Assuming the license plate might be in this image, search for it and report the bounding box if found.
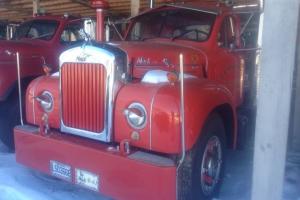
[50,160,72,181]
[75,168,99,191]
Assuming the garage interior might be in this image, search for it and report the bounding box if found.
[0,0,178,21]
[0,0,299,200]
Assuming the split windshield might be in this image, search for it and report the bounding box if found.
[13,20,59,41]
[127,8,216,42]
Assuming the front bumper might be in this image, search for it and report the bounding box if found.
[14,125,176,200]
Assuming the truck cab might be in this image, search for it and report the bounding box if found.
[0,15,87,148]
[14,2,259,200]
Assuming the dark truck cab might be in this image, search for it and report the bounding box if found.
[0,15,87,148]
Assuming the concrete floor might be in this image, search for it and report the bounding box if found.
[0,141,254,200]
[0,110,298,200]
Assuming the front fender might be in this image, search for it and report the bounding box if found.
[26,76,60,128]
[152,78,236,153]
[115,78,236,154]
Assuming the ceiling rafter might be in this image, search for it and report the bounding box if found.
[0,0,32,15]
[0,0,259,22]
[70,0,92,8]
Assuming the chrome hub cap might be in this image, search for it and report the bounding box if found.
[200,136,222,195]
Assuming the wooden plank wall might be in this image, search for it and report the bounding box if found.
[0,0,259,22]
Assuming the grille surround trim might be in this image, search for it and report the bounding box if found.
[59,45,117,142]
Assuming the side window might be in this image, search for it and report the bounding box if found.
[218,16,236,48]
[60,22,85,45]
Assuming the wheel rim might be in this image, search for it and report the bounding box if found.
[200,135,222,196]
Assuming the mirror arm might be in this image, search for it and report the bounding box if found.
[239,13,254,37]
[108,18,124,41]
[231,47,261,52]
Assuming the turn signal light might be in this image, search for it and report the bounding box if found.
[43,64,52,76]
[167,72,178,83]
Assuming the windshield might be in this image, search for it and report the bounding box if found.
[127,8,216,42]
[13,19,59,41]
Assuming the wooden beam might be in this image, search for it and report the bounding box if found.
[251,0,299,200]
[0,0,31,15]
[0,0,261,22]
[70,0,92,8]
[33,0,40,15]
[131,0,140,17]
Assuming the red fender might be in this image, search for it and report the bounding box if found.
[26,76,60,128]
[115,78,237,154]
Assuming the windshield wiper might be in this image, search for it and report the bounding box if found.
[171,29,208,41]
[30,32,53,40]
[141,36,160,41]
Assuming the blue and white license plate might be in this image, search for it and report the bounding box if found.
[50,160,72,181]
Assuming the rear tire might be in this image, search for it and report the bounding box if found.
[191,114,226,200]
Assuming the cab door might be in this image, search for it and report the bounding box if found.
[214,15,244,106]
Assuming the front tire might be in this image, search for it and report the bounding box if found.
[0,92,21,150]
[191,114,226,200]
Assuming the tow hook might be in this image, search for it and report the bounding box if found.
[39,113,50,135]
[120,139,131,155]
[106,139,131,156]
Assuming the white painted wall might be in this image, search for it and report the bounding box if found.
[251,1,299,200]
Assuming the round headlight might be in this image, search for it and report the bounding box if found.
[124,103,147,129]
[35,91,54,113]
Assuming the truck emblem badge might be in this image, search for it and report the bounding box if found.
[136,57,150,65]
[76,51,91,62]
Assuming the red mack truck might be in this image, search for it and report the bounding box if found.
[0,14,90,148]
[14,1,259,200]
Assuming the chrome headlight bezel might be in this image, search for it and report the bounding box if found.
[124,102,147,130]
[36,91,54,113]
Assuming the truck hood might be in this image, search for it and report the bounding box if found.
[110,41,207,78]
[0,40,44,59]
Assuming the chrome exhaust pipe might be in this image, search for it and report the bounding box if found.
[176,53,186,200]
[16,52,24,125]
[150,0,154,8]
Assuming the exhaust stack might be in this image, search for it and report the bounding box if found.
[150,0,154,8]
[91,0,109,42]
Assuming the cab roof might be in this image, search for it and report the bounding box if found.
[169,1,261,14]
[131,1,261,20]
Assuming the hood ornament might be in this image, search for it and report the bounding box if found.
[76,29,93,62]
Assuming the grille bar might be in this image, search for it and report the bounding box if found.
[61,63,106,133]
